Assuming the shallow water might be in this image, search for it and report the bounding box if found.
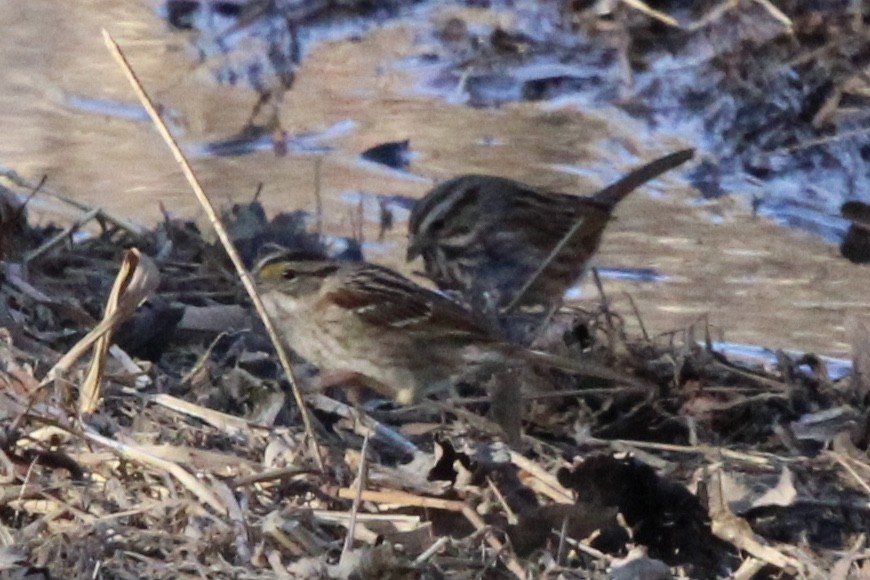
[1,1,867,359]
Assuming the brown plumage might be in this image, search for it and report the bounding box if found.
[255,255,637,404]
[407,149,694,313]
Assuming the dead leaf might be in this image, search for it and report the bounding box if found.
[39,248,159,414]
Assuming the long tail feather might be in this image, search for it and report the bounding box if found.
[592,148,695,209]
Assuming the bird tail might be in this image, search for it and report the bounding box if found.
[591,148,695,209]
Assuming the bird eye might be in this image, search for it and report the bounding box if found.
[314,265,340,277]
[282,268,297,280]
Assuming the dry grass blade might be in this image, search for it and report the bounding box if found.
[509,450,573,504]
[751,0,793,29]
[461,504,525,579]
[40,249,159,407]
[619,0,680,28]
[596,437,778,465]
[23,207,101,265]
[83,428,229,515]
[830,534,866,580]
[101,29,322,469]
[335,488,465,512]
[151,393,262,436]
[340,434,370,568]
[829,452,870,497]
[209,475,251,563]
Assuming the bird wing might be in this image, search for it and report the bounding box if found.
[326,264,491,338]
[501,191,612,254]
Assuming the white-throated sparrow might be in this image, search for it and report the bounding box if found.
[254,255,634,404]
[407,149,694,314]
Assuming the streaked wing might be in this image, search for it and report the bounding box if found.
[500,191,611,254]
[326,264,491,338]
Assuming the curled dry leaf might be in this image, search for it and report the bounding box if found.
[81,248,160,414]
[39,248,160,414]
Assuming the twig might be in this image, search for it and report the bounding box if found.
[231,467,319,487]
[461,505,525,579]
[563,534,613,563]
[509,450,573,504]
[684,0,740,32]
[618,0,680,28]
[556,514,570,566]
[596,437,782,465]
[751,0,793,29]
[23,207,102,265]
[340,433,370,567]
[335,487,465,511]
[12,175,46,222]
[829,452,870,497]
[526,303,560,345]
[623,292,650,342]
[0,167,146,236]
[309,394,420,457]
[521,386,652,400]
[486,477,518,525]
[766,125,870,155]
[84,427,228,514]
[592,267,617,354]
[102,30,323,469]
[414,536,449,565]
[313,157,323,237]
[710,360,790,392]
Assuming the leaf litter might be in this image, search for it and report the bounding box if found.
[1,165,869,579]
[2,1,870,578]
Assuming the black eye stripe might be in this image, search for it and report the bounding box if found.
[314,265,340,277]
[282,264,340,280]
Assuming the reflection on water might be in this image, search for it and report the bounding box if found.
[0,1,867,359]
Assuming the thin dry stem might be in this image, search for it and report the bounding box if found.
[101,29,323,469]
[340,433,370,566]
[592,267,618,355]
[830,452,870,497]
[751,0,793,29]
[335,487,465,512]
[0,167,146,236]
[461,504,525,579]
[313,157,323,237]
[619,0,680,28]
[23,207,102,265]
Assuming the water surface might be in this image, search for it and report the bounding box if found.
[0,1,866,359]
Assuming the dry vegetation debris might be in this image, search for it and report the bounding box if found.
[1,0,870,578]
[0,173,869,578]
